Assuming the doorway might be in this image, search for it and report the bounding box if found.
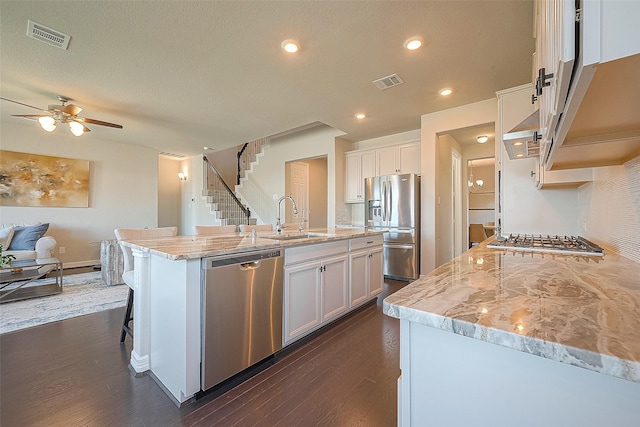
[285,156,327,228]
[436,123,495,266]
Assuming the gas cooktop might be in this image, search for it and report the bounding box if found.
[487,234,604,256]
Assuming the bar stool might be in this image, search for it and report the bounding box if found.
[114,227,178,342]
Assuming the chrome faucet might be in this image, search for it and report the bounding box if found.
[275,195,298,234]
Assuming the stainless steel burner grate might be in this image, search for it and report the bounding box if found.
[487,234,604,256]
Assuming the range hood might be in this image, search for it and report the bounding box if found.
[503,109,540,160]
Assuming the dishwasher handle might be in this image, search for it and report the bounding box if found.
[240,261,261,270]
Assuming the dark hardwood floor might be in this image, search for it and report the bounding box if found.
[1,278,407,426]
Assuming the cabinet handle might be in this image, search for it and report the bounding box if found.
[535,67,554,96]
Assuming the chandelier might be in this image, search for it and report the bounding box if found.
[468,161,484,192]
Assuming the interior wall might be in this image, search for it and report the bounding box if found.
[308,157,328,228]
[207,145,242,188]
[580,155,640,263]
[499,85,581,236]
[247,125,345,228]
[158,156,181,228]
[421,98,497,274]
[0,120,158,267]
[435,134,461,267]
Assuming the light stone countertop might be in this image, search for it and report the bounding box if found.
[119,227,384,261]
[383,238,640,384]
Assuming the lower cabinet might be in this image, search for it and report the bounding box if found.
[349,235,384,308]
[283,236,384,346]
[283,241,348,346]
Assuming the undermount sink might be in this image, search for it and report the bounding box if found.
[263,232,329,241]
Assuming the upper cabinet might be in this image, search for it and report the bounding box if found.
[345,141,420,203]
[533,0,640,171]
[377,142,420,176]
[345,150,376,203]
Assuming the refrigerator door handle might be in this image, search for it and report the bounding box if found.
[381,180,387,222]
[387,185,393,221]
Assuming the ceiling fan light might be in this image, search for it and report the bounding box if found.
[69,121,85,136]
[476,179,484,186]
[38,116,56,132]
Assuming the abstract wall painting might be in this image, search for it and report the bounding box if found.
[0,150,90,207]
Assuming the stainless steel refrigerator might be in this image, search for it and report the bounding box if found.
[365,173,420,281]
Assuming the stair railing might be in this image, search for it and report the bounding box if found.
[237,137,268,185]
[202,156,251,225]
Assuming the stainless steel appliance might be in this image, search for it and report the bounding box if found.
[201,249,283,391]
[365,173,420,280]
[487,234,604,256]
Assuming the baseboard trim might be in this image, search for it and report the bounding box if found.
[62,259,100,269]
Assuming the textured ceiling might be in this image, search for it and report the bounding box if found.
[0,1,534,157]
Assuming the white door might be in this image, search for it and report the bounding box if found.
[289,162,309,223]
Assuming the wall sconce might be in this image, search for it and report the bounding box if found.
[178,172,187,181]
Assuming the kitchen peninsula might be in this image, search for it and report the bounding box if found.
[119,227,384,405]
[384,239,640,426]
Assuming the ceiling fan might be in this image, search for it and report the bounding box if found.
[0,95,123,136]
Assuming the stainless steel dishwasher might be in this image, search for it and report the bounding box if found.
[201,249,283,391]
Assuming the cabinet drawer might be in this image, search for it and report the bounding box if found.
[349,235,383,252]
[285,240,348,266]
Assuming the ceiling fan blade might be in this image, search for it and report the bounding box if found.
[1,97,49,112]
[80,117,123,129]
[61,103,82,116]
[11,114,50,120]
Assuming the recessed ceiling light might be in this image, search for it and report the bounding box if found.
[477,135,488,144]
[403,37,423,51]
[513,141,523,146]
[281,39,299,53]
[355,113,366,120]
[440,88,453,96]
[516,153,524,158]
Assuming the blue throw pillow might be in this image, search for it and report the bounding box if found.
[8,223,50,251]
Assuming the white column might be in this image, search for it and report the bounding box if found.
[129,248,151,374]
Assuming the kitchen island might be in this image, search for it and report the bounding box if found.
[120,227,384,405]
[384,238,640,426]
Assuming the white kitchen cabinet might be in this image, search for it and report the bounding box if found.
[533,0,575,153]
[345,149,376,203]
[283,241,349,345]
[377,142,420,175]
[349,235,384,308]
[283,260,322,344]
[320,255,348,322]
[536,0,640,170]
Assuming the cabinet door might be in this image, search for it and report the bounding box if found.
[321,255,348,322]
[536,0,575,150]
[349,250,369,308]
[397,143,420,174]
[368,247,384,297]
[345,153,362,203]
[283,261,321,344]
[377,146,398,175]
[360,150,376,180]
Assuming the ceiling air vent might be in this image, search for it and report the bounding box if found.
[27,20,71,50]
[372,73,404,90]
[159,152,187,160]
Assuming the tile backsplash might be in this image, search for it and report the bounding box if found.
[580,155,640,263]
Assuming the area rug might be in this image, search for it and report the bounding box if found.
[0,271,129,334]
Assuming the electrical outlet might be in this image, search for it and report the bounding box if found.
[59,246,66,254]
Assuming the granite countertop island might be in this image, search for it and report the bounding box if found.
[120,227,383,260]
[384,237,640,426]
[384,238,640,382]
